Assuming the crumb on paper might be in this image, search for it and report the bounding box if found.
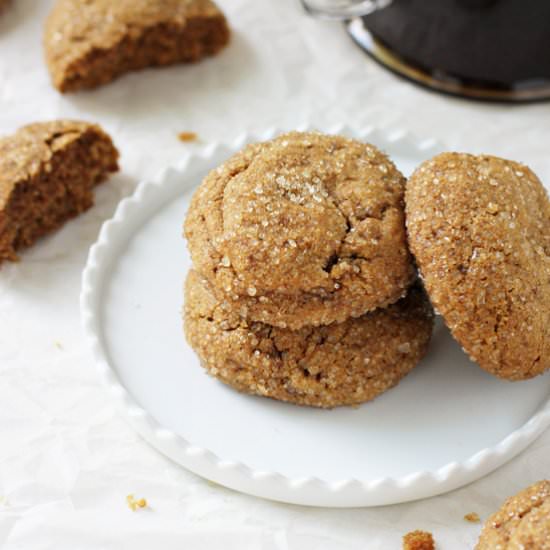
[54,340,63,350]
[178,131,198,143]
[207,480,221,488]
[126,494,147,511]
[464,512,481,523]
[403,530,435,550]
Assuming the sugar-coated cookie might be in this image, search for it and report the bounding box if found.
[185,131,414,330]
[184,270,433,408]
[0,120,118,263]
[44,0,229,92]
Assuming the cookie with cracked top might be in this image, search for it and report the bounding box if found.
[184,270,433,408]
[184,131,415,330]
[406,153,550,380]
[476,480,550,549]
[44,0,230,93]
[0,120,119,264]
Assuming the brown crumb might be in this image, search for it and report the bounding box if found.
[178,132,198,143]
[406,152,550,381]
[403,530,435,550]
[464,512,481,523]
[126,494,147,511]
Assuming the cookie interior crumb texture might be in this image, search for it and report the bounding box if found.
[44,0,230,93]
[184,270,433,408]
[402,530,435,550]
[185,131,415,330]
[476,480,550,549]
[0,120,119,264]
[406,152,550,380]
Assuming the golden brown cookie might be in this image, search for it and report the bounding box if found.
[44,0,230,93]
[185,131,415,330]
[406,153,550,380]
[476,480,550,549]
[184,270,433,408]
[0,120,119,263]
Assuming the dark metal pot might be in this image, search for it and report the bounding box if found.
[301,0,550,102]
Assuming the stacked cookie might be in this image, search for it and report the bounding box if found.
[184,132,434,408]
[44,0,230,93]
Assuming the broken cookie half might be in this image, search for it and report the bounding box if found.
[0,120,119,264]
[44,0,230,93]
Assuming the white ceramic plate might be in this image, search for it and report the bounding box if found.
[81,126,550,507]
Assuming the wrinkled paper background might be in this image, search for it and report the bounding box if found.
[1,1,550,548]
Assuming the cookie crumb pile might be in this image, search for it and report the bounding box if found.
[0,120,119,264]
[184,131,433,408]
[178,132,199,143]
[44,0,230,93]
[402,530,435,550]
[476,480,550,549]
[126,494,147,511]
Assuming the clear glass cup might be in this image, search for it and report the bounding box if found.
[299,0,392,19]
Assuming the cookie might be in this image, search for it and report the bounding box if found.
[476,480,550,549]
[406,153,550,380]
[0,120,119,263]
[185,131,414,330]
[44,0,230,93]
[184,270,433,408]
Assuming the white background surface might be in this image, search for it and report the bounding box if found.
[0,0,549,548]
